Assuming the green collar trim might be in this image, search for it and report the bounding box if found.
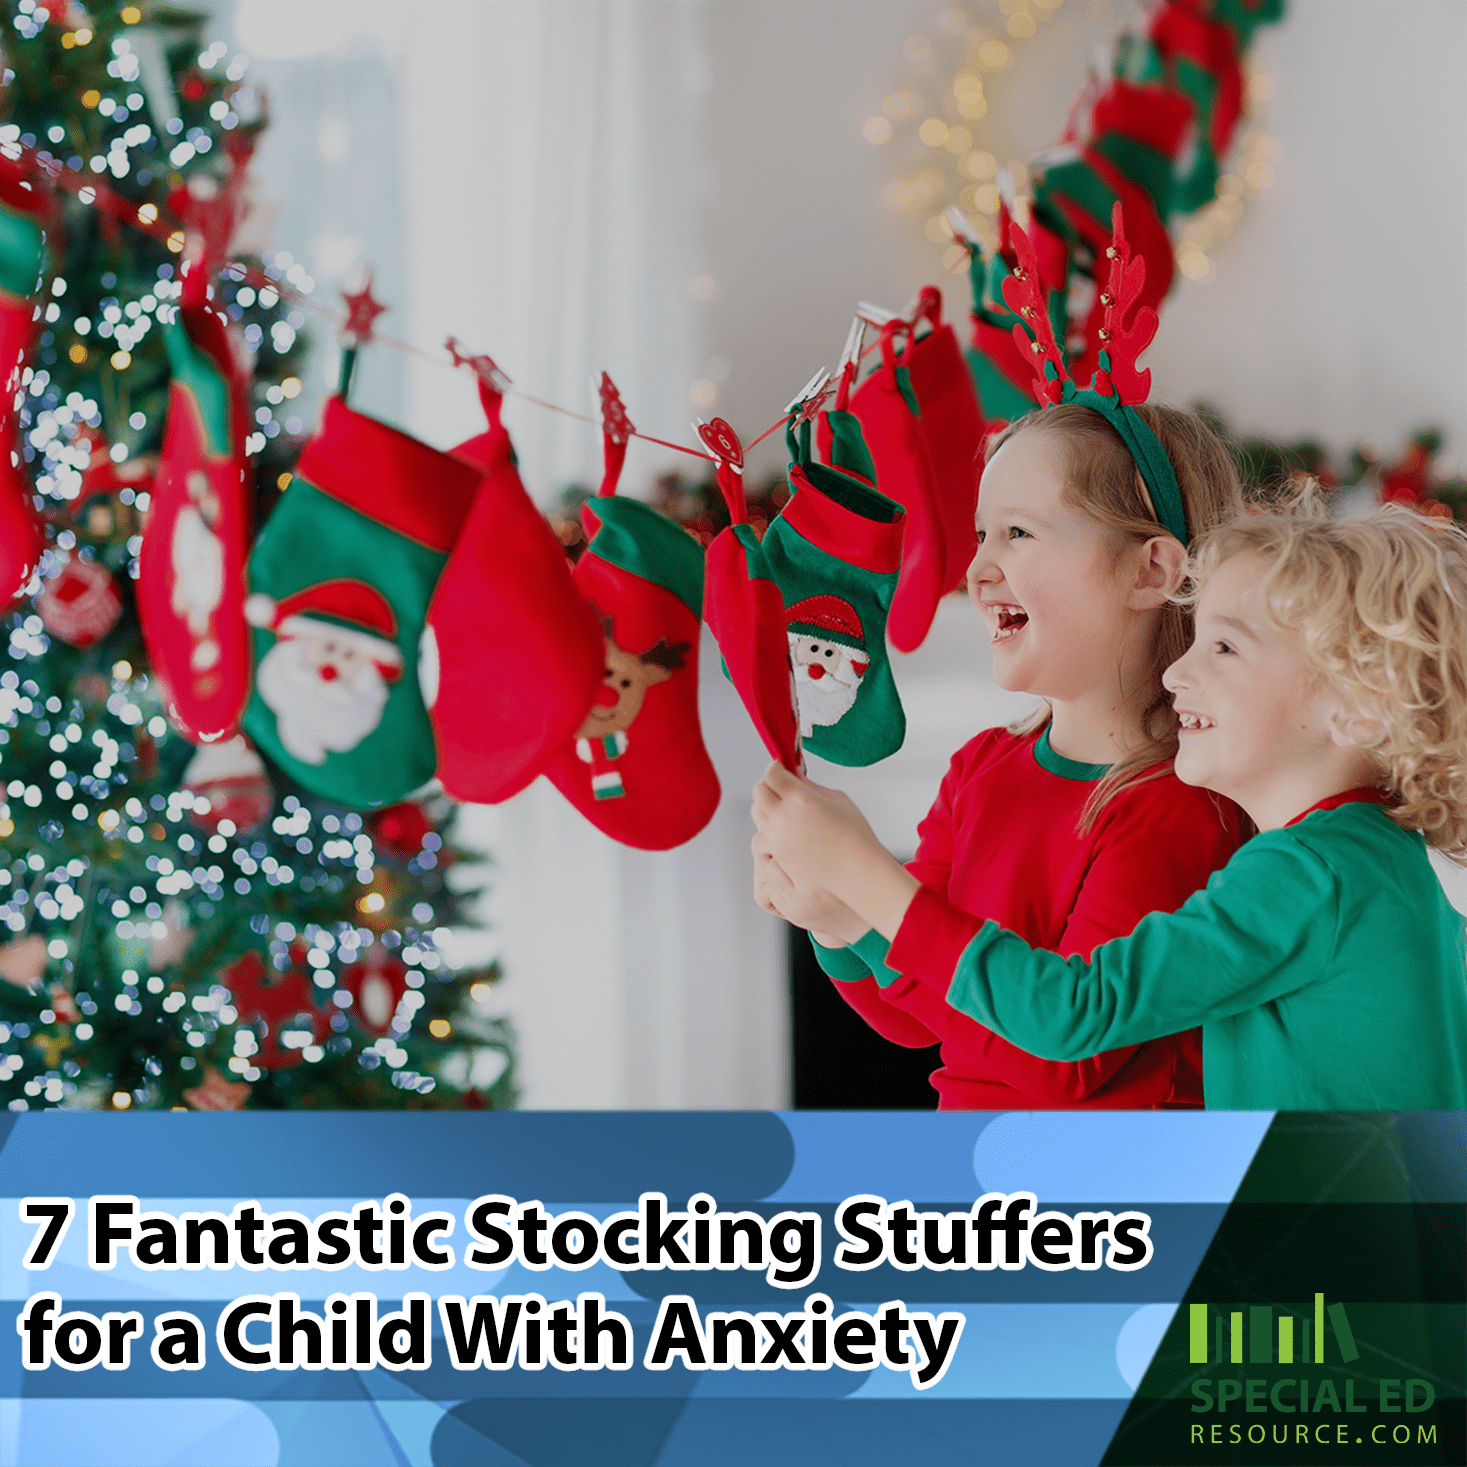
[1034,725,1111,782]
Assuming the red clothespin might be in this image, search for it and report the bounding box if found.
[447,336,512,393]
[447,336,512,428]
[594,371,635,497]
[833,317,866,408]
[696,417,747,524]
[786,368,832,425]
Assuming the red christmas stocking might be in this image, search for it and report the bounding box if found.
[847,323,947,653]
[700,420,802,773]
[138,295,254,743]
[902,288,985,595]
[541,437,719,850]
[0,156,57,603]
[423,377,604,804]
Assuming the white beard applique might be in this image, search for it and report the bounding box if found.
[255,627,392,764]
[788,631,867,737]
[170,504,226,669]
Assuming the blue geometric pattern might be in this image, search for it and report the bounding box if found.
[0,1112,1273,1466]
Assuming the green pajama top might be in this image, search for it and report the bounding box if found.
[886,793,1467,1109]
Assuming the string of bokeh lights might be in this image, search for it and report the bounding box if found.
[861,0,1279,285]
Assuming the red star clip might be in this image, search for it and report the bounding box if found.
[342,270,388,345]
[447,336,511,393]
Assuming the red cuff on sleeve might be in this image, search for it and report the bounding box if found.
[887,884,990,999]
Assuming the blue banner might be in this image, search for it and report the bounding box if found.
[1,1111,1461,1466]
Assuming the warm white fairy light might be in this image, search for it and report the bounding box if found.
[871,1,1279,286]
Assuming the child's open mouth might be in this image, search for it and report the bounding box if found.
[1176,711,1215,732]
[992,606,1028,642]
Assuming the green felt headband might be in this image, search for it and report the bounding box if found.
[1068,372,1189,545]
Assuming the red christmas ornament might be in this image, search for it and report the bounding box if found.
[183,1065,251,1110]
[182,735,274,833]
[1380,440,1435,507]
[340,948,411,1036]
[47,984,80,1023]
[365,801,432,858]
[36,553,122,647]
[221,949,324,1069]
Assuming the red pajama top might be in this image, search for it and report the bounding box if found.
[814,724,1243,1109]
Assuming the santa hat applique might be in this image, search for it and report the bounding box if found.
[786,595,869,675]
[245,578,405,681]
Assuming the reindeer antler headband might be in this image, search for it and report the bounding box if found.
[1001,203,1189,545]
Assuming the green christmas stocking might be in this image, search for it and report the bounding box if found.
[242,398,481,808]
[760,411,905,766]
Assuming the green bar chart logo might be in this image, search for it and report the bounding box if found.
[1188,1294,1359,1366]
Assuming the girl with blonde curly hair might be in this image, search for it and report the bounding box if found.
[755,494,1467,1108]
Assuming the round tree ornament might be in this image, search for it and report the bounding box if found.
[341,947,410,1035]
[37,554,122,648]
[182,734,273,833]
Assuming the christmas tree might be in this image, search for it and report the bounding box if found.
[0,0,514,1111]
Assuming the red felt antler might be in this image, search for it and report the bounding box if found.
[1000,220,1068,406]
[1091,203,1158,404]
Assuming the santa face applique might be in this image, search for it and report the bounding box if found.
[246,581,405,766]
[574,616,688,799]
[785,594,869,737]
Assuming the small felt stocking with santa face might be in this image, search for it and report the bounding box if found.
[541,492,719,850]
[242,398,480,808]
[760,412,905,767]
[137,300,253,743]
[847,322,947,653]
[422,378,604,804]
[0,156,56,603]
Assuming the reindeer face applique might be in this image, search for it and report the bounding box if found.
[575,616,690,800]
